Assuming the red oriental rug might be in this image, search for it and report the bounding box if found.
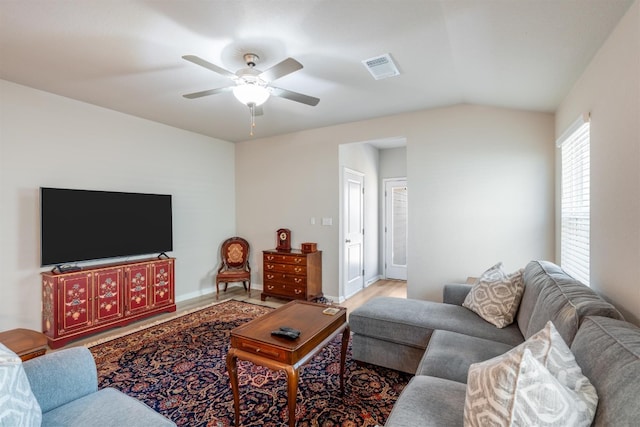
[88,300,411,426]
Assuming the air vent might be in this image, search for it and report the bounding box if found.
[362,53,400,80]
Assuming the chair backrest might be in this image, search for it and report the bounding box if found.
[220,237,250,269]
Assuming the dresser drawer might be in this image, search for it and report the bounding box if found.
[264,253,306,265]
[264,273,307,286]
[263,281,305,298]
[234,338,289,363]
[264,262,307,275]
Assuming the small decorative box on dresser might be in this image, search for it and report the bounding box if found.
[262,249,322,301]
[41,257,176,348]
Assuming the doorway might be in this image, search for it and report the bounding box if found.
[343,168,365,298]
[384,179,408,280]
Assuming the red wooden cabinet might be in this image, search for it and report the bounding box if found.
[42,258,176,349]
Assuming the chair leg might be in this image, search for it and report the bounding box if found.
[224,282,228,292]
[215,281,219,300]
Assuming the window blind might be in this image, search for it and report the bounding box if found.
[559,116,590,286]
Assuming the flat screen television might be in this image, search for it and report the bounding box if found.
[40,187,173,266]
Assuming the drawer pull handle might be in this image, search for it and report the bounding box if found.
[267,285,274,290]
[267,264,274,270]
[267,256,274,261]
[294,278,302,284]
[295,289,302,294]
[294,258,302,263]
[294,267,302,273]
[267,274,274,280]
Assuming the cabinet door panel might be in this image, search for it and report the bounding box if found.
[59,273,92,334]
[93,268,124,324]
[151,260,174,307]
[125,264,150,314]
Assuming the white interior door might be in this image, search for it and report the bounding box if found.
[343,169,364,298]
[385,179,408,280]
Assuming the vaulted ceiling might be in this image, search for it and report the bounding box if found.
[0,0,634,142]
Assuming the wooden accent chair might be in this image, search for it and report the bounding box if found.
[215,237,251,299]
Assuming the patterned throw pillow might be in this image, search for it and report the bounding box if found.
[0,343,42,426]
[464,321,598,427]
[463,263,525,328]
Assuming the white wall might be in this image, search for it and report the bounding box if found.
[0,80,236,331]
[407,105,555,301]
[556,0,640,324]
[235,104,554,302]
[380,147,407,180]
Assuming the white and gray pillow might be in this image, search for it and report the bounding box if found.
[464,321,598,427]
[0,343,42,426]
[463,263,525,328]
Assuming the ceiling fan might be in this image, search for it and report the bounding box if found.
[182,53,319,135]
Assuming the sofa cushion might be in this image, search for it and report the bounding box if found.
[349,297,524,348]
[416,329,514,383]
[23,346,98,413]
[384,376,466,427]
[0,343,42,427]
[465,321,597,427]
[518,260,624,346]
[526,266,624,345]
[570,316,640,426]
[463,265,525,328]
[42,387,176,427]
[517,260,554,336]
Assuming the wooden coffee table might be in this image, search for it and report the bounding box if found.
[226,300,349,427]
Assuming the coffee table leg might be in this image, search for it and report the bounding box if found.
[283,365,299,427]
[226,349,241,426]
[340,325,350,394]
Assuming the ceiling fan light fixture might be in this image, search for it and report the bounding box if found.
[232,83,270,106]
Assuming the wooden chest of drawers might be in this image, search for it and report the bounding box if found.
[262,250,322,301]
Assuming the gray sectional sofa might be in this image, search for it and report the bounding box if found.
[350,260,640,426]
[22,347,176,427]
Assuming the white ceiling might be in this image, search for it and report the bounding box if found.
[0,0,633,143]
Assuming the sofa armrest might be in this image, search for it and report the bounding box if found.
[443,283,473,306]
[22,346,98,413]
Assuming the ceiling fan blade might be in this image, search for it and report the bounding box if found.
[182,55,237,80]
[259,58,303,82]
[183,86,232,99]
[270,86,320,106]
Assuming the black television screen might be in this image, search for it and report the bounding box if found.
[40,187,173,266]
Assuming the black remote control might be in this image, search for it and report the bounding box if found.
[279,326,300,334]
[271,328,300,340]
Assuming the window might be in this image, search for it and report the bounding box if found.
[558,114,590,285]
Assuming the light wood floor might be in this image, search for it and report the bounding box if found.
[62,279,407,349]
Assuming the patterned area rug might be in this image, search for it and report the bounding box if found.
[89,300,411,426]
